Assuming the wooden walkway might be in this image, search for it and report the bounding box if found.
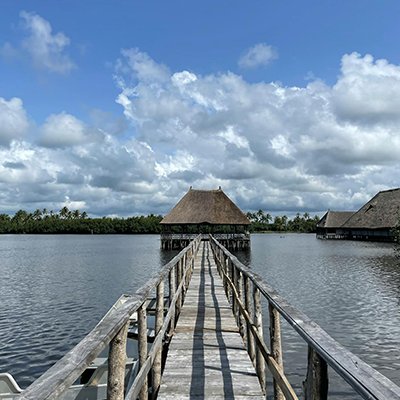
[158,241,264,399]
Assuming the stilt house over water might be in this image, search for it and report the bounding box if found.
[160,187,251,249]
[316,211,355,239]
[317,188,400,241]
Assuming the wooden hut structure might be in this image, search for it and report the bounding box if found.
[339,188,400,241]
[160,187,251,250]
[316,211,354,239]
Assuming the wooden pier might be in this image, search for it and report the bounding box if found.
[12,235,400,400]
[158,241,263,399]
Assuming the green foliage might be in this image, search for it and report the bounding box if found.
[247,210,320,233]
[0,207,163,234]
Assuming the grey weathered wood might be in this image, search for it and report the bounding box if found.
[107,321,129,400]
[126,253,198,400]
[138,304,148,400]
[153,280,164,397]
[269,303,284,400]
[253,286,266,393]
[304,346,328,400]
[20,295,143,400]
[168,268,176,335]
[236,269,245,339]
[219,265,298,400]
[158,241,264,400]
[244,275,255,364]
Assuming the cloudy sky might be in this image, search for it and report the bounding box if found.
[1,1,400,217]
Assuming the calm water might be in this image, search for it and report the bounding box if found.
[1,234,399,398]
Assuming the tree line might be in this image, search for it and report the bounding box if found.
[0,207,163,234]
[0,207,321,234]
[246,210,320,233]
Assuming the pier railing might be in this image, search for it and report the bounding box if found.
[20,235,202,400]
[210,235,400,400]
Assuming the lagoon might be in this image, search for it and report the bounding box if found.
[0,233,399,398]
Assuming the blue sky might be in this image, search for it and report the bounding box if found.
[1,1,400,216]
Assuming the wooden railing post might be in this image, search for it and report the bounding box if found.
[244,275,255,363]
[175,262,182,317]
[269,303,284,400]
[168,267,176,335]
[254,286,266,393]
[226,257,232,302]
[304,346,328,400]
[107,321,129,400]
[152,280,164,397]
[138,304,148,400]
[237,269,245,338]
[232,263,238,318]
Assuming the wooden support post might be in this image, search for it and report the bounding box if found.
[168,268,176,335]
[304,346,328,400]
[222,255,228,294]
[226,258,232,302]
[254,286,266,393]
[138,304,148,400]
[175,262,182,317]
[244,275,255,363]
[269,303,284,400]
[152,280,164,397]
[237,269,245,338]
[232,263,238,318]
[107,321,129,400]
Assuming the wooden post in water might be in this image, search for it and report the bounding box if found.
[244,275,255,363]
[138,304,148,400]
[254,286,266,393]
[152,280,164,397]
[107,321,129,400]
[269,303,284,400]
[304,346,328,400]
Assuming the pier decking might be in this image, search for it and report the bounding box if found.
[158,241,263,399]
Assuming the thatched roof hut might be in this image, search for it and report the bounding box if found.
[316,188,400,241]
[341,188,400,229]
[317,211,354,229]
[160,187,250,250]
[161,187,250,226]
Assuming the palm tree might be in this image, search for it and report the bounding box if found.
[59,206,70,219]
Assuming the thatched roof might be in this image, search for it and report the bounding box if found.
[341,188,400,229]
[161,188,250,225]
[317,211,354,228]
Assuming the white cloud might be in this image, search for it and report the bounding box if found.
[39,112,89,148]
[238,43,278,69]
[2,50,400,216]
[20,11,75,74]
[0,97,29,146]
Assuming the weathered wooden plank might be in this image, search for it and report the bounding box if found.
[158,241,264,400]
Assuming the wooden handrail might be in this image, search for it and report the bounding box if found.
[21,235,202,400]
[209,234,400,400]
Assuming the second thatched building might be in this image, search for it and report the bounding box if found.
[317,188,400,242]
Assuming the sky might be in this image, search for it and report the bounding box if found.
[1,1,400,217]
